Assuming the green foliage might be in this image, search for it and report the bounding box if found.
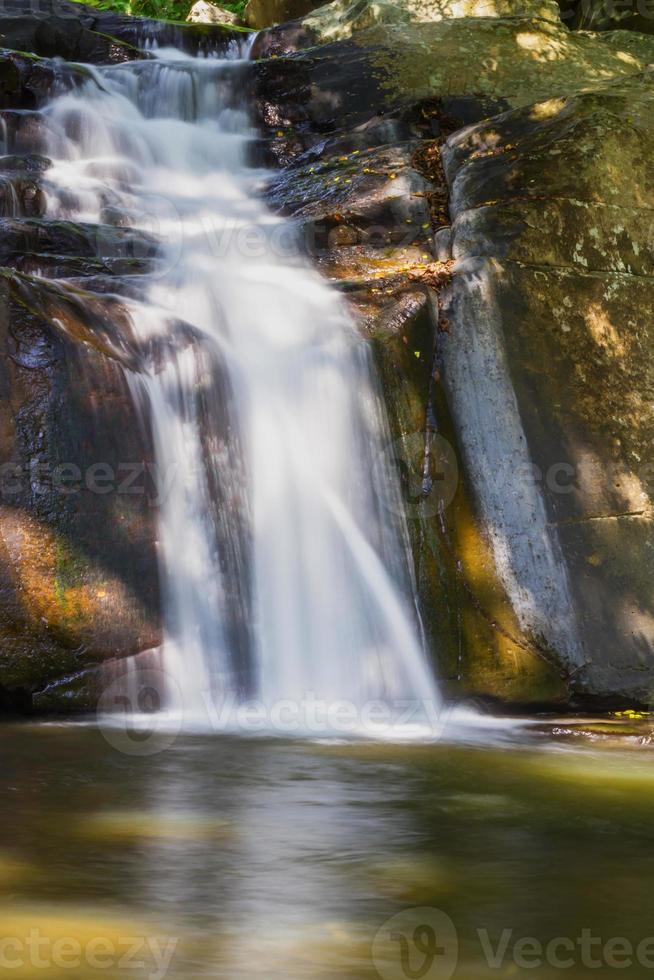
[77,0,246,20]
[130,0,191,19]
[82,0,132,11]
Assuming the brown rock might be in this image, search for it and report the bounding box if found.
[0,278,161,707]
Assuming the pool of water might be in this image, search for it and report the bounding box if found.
[3,720,654,979]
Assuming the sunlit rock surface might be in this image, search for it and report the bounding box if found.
[187,0,241,24]
[301,0,563,41]
[441,79,654,703]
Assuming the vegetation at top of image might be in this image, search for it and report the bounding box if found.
[74,0,246,20]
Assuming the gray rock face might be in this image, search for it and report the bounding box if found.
[441,82,654,704]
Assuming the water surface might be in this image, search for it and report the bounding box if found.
[3,722,654,978]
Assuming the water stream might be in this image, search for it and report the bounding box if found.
[37,44,441,735]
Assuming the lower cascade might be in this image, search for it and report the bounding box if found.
[37,43,441,736]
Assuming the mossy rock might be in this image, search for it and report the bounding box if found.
[440,77,654,703]
[253,17,654,136]
[302,0,563,43]
[0,279,161,705]
[360,18,654,108]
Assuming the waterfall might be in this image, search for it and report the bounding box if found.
[36,43,441,737]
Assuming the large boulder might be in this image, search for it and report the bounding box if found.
[439,76,654,704]
[0,1,141,63]
[300,0,562,41]
[252,16,654,124]
[0,274,162,709]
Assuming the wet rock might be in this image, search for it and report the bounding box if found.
[4,271,144,370]
[0,154,51,174]
[266,141,434,257]
[0,51,91,111]
[0,218,160,267]
[0,173,47,218]
[0,7,142,64]
[84,7,250,53]
[0,280,161,704]
[252,18,654,138]
[14,255,155,280]
[0,0,247,63]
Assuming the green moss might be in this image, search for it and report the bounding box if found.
[53,540,86,610]
[353,19,654,109]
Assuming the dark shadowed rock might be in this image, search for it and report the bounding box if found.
[0,0,248,64]
[0,5,142,63]
[245,0,325,29]
[568,0,654,34]
[0,50,93,111]
[0,279,162,706]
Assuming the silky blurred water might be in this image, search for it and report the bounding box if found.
[36,48,440,732]
[3,723,654,979]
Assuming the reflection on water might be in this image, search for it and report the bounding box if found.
[3,724,654,978]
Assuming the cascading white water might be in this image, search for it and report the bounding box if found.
[36,43,442,736]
